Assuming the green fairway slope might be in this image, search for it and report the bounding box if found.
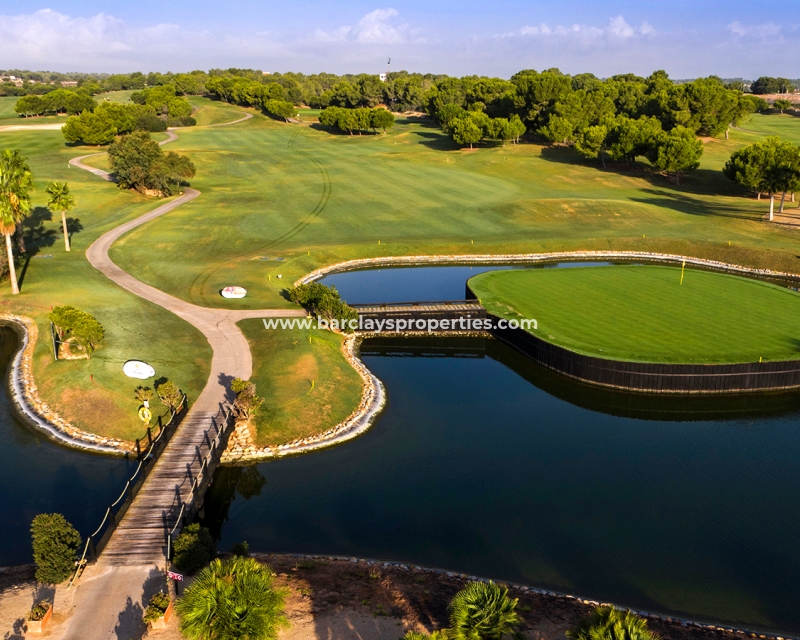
[240,320,362,446]
[0,128,211,441]
[106,106,800,310]
[469,265,800,364]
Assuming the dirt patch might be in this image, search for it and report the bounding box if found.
[59,386,132,439]
[249,555,747,640]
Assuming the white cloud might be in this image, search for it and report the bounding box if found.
[726,21,782,38]
[502,15,655,41]
[310,8,423,45]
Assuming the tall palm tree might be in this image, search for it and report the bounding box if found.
[448,581,521,640]
[567,606,660,640]
[0,149,34,295]
[45,181,75,252]
[175,556,288,640]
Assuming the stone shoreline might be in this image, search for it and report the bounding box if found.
[221,333,386,463]
[265,552,797,640]
[1,314,132,456]
[296,250,800,284]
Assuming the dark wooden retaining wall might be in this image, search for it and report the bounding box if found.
[466,284,800,394]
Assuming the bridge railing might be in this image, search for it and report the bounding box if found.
[68,394,188,586]
[166,404,235,562]
[350,300,480,309]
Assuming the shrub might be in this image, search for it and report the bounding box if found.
[172,523,215,574]
[287,283,358,331]
[143,591,171,623]
[28,601,51,621]
[30,513,82,584]
[231,378,264,422]
[156,380,183,412]
[48,305,105,357]
[136,112,167,132]
[448,581,520,640]
[176,556,288,640]
[230,541,250,557]
[567,606,660,640]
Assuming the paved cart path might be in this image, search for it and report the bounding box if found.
[60,118,304,639]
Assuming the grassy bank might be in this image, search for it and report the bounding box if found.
[0,125,211,441]
[469,265,800,363]
[239,319,362,446]
[108,108,800,311]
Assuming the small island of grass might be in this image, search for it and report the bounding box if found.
[468,265,800,364]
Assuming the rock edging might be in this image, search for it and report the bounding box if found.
[2,314,132,456]
[260,552,797,640]
[221,334,385,462]
[295,250,800,286]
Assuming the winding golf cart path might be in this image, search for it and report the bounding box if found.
[61,118,304,639]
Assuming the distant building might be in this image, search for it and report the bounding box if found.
[379,73,387,82]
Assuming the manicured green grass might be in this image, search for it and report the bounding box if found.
[469,265,800,363]
[4,99,800,441]
[0,128,211,441]
[239,320,362,446]
[108,105,800,313]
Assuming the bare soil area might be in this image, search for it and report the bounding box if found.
[1,558,771,640]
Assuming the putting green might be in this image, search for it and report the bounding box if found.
[469,265,800,363]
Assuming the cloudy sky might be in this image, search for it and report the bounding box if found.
[0,0,798,78]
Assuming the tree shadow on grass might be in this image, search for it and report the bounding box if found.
[538,145,744,198]
[414,131,461,151]
[630,189,765,221]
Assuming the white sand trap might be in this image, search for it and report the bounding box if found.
[0,123,64,131]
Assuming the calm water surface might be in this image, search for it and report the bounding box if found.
[204,337,800,635]
[320,262,614,303]
[0,326,130,566]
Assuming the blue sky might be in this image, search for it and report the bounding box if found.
[0,0,798,78]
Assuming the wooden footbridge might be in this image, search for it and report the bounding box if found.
[351,300,486,329]
[72,402,234,573]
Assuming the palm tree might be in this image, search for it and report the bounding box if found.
[567,606,660,640]
[0,149,34,295]
[175,556,288,640]
[448,581,521,640]
[46,181,75,252]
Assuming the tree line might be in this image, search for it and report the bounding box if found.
[318,106,395,134]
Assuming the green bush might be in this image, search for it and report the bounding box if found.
[30,513,81,584]
[28,601,51,621]
[230,541,250,557]
[172,523,215,574]
[143,591,171,623]
[287,283,358,332]
[568,606,660,640]
[48,305,105,357]
[176,556,288,640]
[448,581,520,640]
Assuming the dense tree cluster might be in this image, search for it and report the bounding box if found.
[130,85,196,126]
[14,89,96,117]
[62,102,168,145]
[438,107,526,148]
[318,106,395,134]
[204,68,443,112]
[425,70,762,182]
[724,137,800,219]
[108,132,196,196]
[750,76,796,95]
